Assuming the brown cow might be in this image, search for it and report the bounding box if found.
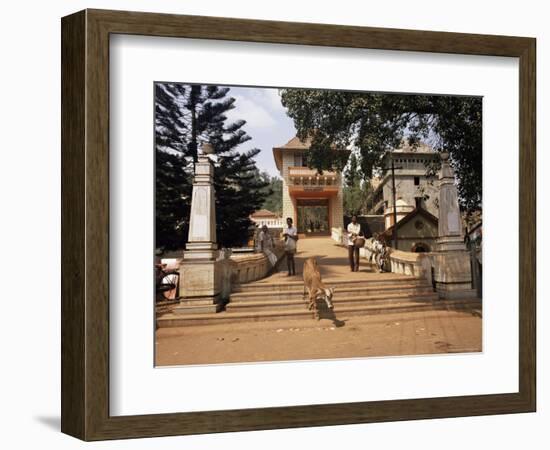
[302,257,335,320]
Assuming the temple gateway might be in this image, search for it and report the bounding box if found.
[273,136,344,235]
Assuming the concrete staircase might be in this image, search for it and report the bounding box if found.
[156,274,481,328]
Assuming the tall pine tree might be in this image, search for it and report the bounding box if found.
[343,153,370,216]
[256,171,283,215]
[155,83,269,249]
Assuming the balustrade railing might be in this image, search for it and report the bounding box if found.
[287,167,338,186]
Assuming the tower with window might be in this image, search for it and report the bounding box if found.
[366,140,440,230]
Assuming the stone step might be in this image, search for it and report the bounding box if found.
[230,283,435,302]
[225,292,439,313]
[232,275,425,293]
[227,291,439,311]
[157,298,481,327]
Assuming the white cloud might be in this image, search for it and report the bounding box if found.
[226,92,277,129]
[260,88,284,111]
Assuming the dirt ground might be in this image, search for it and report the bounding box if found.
[258,236,383,282]
[155,308,482,366]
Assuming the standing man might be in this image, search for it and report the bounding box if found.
[283,217,298,276]
[258,224,272,252]
[259,225,278,268]
[347,215,361,272]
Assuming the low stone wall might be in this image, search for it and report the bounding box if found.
[172,245,285,302]
[386,249,433,284]
[360,239,432,285]
[219,244,285,298]
[360,240,478,299]
[231,248,285,283]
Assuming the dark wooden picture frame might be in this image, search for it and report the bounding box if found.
[61,9,536,441]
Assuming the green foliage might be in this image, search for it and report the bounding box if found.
[155,83,269,249]
[280,89,482,211]
[343,184,370,217]
[344,153,361,187]
[257,171,282,215]
[155,150,191,250]
[343,153,370,216]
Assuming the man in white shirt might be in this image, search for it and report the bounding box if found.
[258,225,278,268]
[347,215,361,272]
[282,217,298,276]
[258,225,272,251]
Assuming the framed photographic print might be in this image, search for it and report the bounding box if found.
[61,9,536,441]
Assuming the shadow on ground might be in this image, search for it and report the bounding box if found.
[316,301,346,327]
[34,416,60,431]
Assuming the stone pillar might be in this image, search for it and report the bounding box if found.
[433,151,477,299]
[437,151,465,252]
[174,143,224,314]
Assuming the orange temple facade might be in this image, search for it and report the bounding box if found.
[273,137,344,236]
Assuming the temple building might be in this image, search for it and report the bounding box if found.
[273,136,344,236]
[366,140,440,229]
[379,206,439,252]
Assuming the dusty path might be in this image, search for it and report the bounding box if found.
[156,237,481,366]
[263,236,380,282]
[155,308,482,366]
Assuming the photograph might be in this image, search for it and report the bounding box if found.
[51,3,538,443]
[153,82,483,366]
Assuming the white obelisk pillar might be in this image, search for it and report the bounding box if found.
[432,151,477,299]
[184,143,218,258]
[175,143,223,313]
[436,151,466,252]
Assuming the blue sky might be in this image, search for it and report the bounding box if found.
[223,86,297,178]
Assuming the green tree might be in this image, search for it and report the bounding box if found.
[343,185,370,217]
[344,152,361,188]
[343,153,370,216]
[155,150,191,250]
[280,89,482,211]
[155,83,269,249]
[257,171,282,215]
